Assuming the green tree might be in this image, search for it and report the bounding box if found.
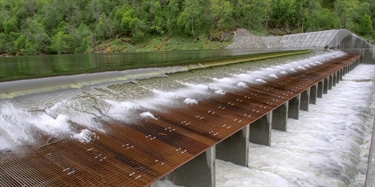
[70,23,93,53]
[39,2,63,35]
[18,18,49,55]
[209,0,234,30]
[334,0,370,30]
[49,31,74,54]
[144,0,166,35]
[178,0,208,37]
[95,13,115,40]
[3,19,17,34]
[166,0,184,34]
[232,0,271,32]
[354,14,373,36]
[270,0,297,32]
[114,5,140,36]
[307,8,340,31]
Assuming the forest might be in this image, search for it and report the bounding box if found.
[0,0,374,55]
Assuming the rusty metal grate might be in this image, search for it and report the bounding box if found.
[0,54,360,186]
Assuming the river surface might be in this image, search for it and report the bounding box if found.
[0,50,373,186]
[0,49,280,82]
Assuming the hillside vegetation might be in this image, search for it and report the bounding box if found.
[0,0,374,55]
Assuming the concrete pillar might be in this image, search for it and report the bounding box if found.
[300,88,310,111]
[348,64,351,71]
[339,69,343,81]
[166,147,216,187]
[317,81,323,98]
[328,75,333,90]
[332,73,337,86]
[272,102,288,131]
[150,181,160,187]
[310,84,317,104]
[250,112,272,146]
[216,126,249,167]
[288,94,300,119]
[323,78,328,94]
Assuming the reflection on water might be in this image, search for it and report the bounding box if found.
[0,49,284,82]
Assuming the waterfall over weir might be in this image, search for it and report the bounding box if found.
[0,50,373,187]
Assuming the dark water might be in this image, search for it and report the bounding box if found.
[0,49,281,82]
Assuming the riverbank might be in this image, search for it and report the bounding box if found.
[92,35,232,53]
[91,28,274,53]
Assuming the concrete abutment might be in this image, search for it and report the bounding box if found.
[250,112,272,146]
[288,94,301,119]
[216,126,249,167]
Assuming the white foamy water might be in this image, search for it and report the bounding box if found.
[215,64,375,187]
[183,98,198,105]
[140,111,158,120]
[71,129,96,143]
[237,82,248,88]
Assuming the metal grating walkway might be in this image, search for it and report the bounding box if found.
[0,54,360,186]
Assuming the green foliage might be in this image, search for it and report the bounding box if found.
[270,0,303,32]
[0,0,374,55]
[49,31,74,54]
[177,0,209,37]
[95,13,115,40]
[114,6,140,35]
[210,0,234,30]
[3,19,17,34]
[312,8,340,30]
[232,0,271,32]
[354,14,373,36]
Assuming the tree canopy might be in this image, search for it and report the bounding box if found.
[0,0,374,55]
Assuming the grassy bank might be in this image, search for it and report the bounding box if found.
[92,36,232,53]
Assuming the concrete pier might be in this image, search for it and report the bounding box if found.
[310,84,317,104]
[300,88,310,111]
[328,75,333,90]
[332,73,337,87]
[344,65,348,75]
[323,78,329,94]
[288,94,300,119]
[318,81,324,98]
[250,112,272,146]
[216,126,249,167]
[166,147,216,187]
[272,102,288,131]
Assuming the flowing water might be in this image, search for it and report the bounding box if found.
[0,50,373,186]
[214,64,375,187]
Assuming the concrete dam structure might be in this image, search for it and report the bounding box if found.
[0,30,374,187]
